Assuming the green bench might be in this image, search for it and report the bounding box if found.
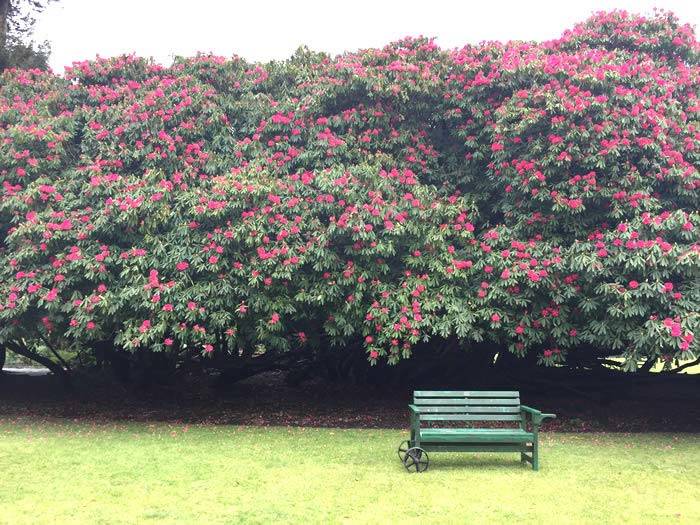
[398,390,555,472]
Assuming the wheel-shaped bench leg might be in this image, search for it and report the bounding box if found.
[397,440,410,463]
[403,447,429,473]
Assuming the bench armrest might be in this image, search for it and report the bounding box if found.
[521,405,556,426]
[408,404,421,415]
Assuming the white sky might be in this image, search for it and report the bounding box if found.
[34,0,699,74]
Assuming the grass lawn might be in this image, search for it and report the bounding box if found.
[0,421,698,524]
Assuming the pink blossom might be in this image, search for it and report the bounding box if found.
[453,260,473,270]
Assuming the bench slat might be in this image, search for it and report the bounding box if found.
[420,429,533,443]
[463,399,521,406]
[413,406,475,413]
[463,406,520,414]
[414,391,519,397]
[413,406,521,414]
[414,399,520,406]
[414,399,472,405]
[420,414,522,421]
[420,444,530,453]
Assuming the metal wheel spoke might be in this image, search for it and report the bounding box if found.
[403,447,428,473]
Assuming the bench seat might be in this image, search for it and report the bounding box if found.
[420,428,534,443]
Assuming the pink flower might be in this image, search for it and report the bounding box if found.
[208,255,218,264]
[527,270,541,282]
[86,321,96,330]
[453,260,473,270]
[176,261,189,271]
[139,320,151,333]
[500,268,510,279]
[162,304,173,311]
[491,142,504,152]
[164,338,173,346]
[269,312,280,324]
[203,344,214,353]
[628,280,639,289]
[44,288,58,302]
[491,313,501,323]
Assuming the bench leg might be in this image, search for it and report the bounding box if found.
[532,439,539,471]
[520,445,534,467]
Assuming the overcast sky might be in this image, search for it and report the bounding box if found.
[34,0,699,74]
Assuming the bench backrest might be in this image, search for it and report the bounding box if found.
[413,390,521,425]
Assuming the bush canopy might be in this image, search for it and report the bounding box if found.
[0,10,697,377]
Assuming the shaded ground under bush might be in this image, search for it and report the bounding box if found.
[1,368,698,432]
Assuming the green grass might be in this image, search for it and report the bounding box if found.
[0,421,698,524]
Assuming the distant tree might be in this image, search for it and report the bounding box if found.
[0,0,56,70]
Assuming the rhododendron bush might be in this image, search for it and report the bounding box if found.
[0,10,698,380]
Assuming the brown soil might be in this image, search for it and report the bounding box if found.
[0,370,698,432]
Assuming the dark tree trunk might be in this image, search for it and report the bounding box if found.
[4,340,71,389]
[0,0,10,50]
[0,345,5,370]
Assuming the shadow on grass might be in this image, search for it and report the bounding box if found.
[395,454,530,472]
